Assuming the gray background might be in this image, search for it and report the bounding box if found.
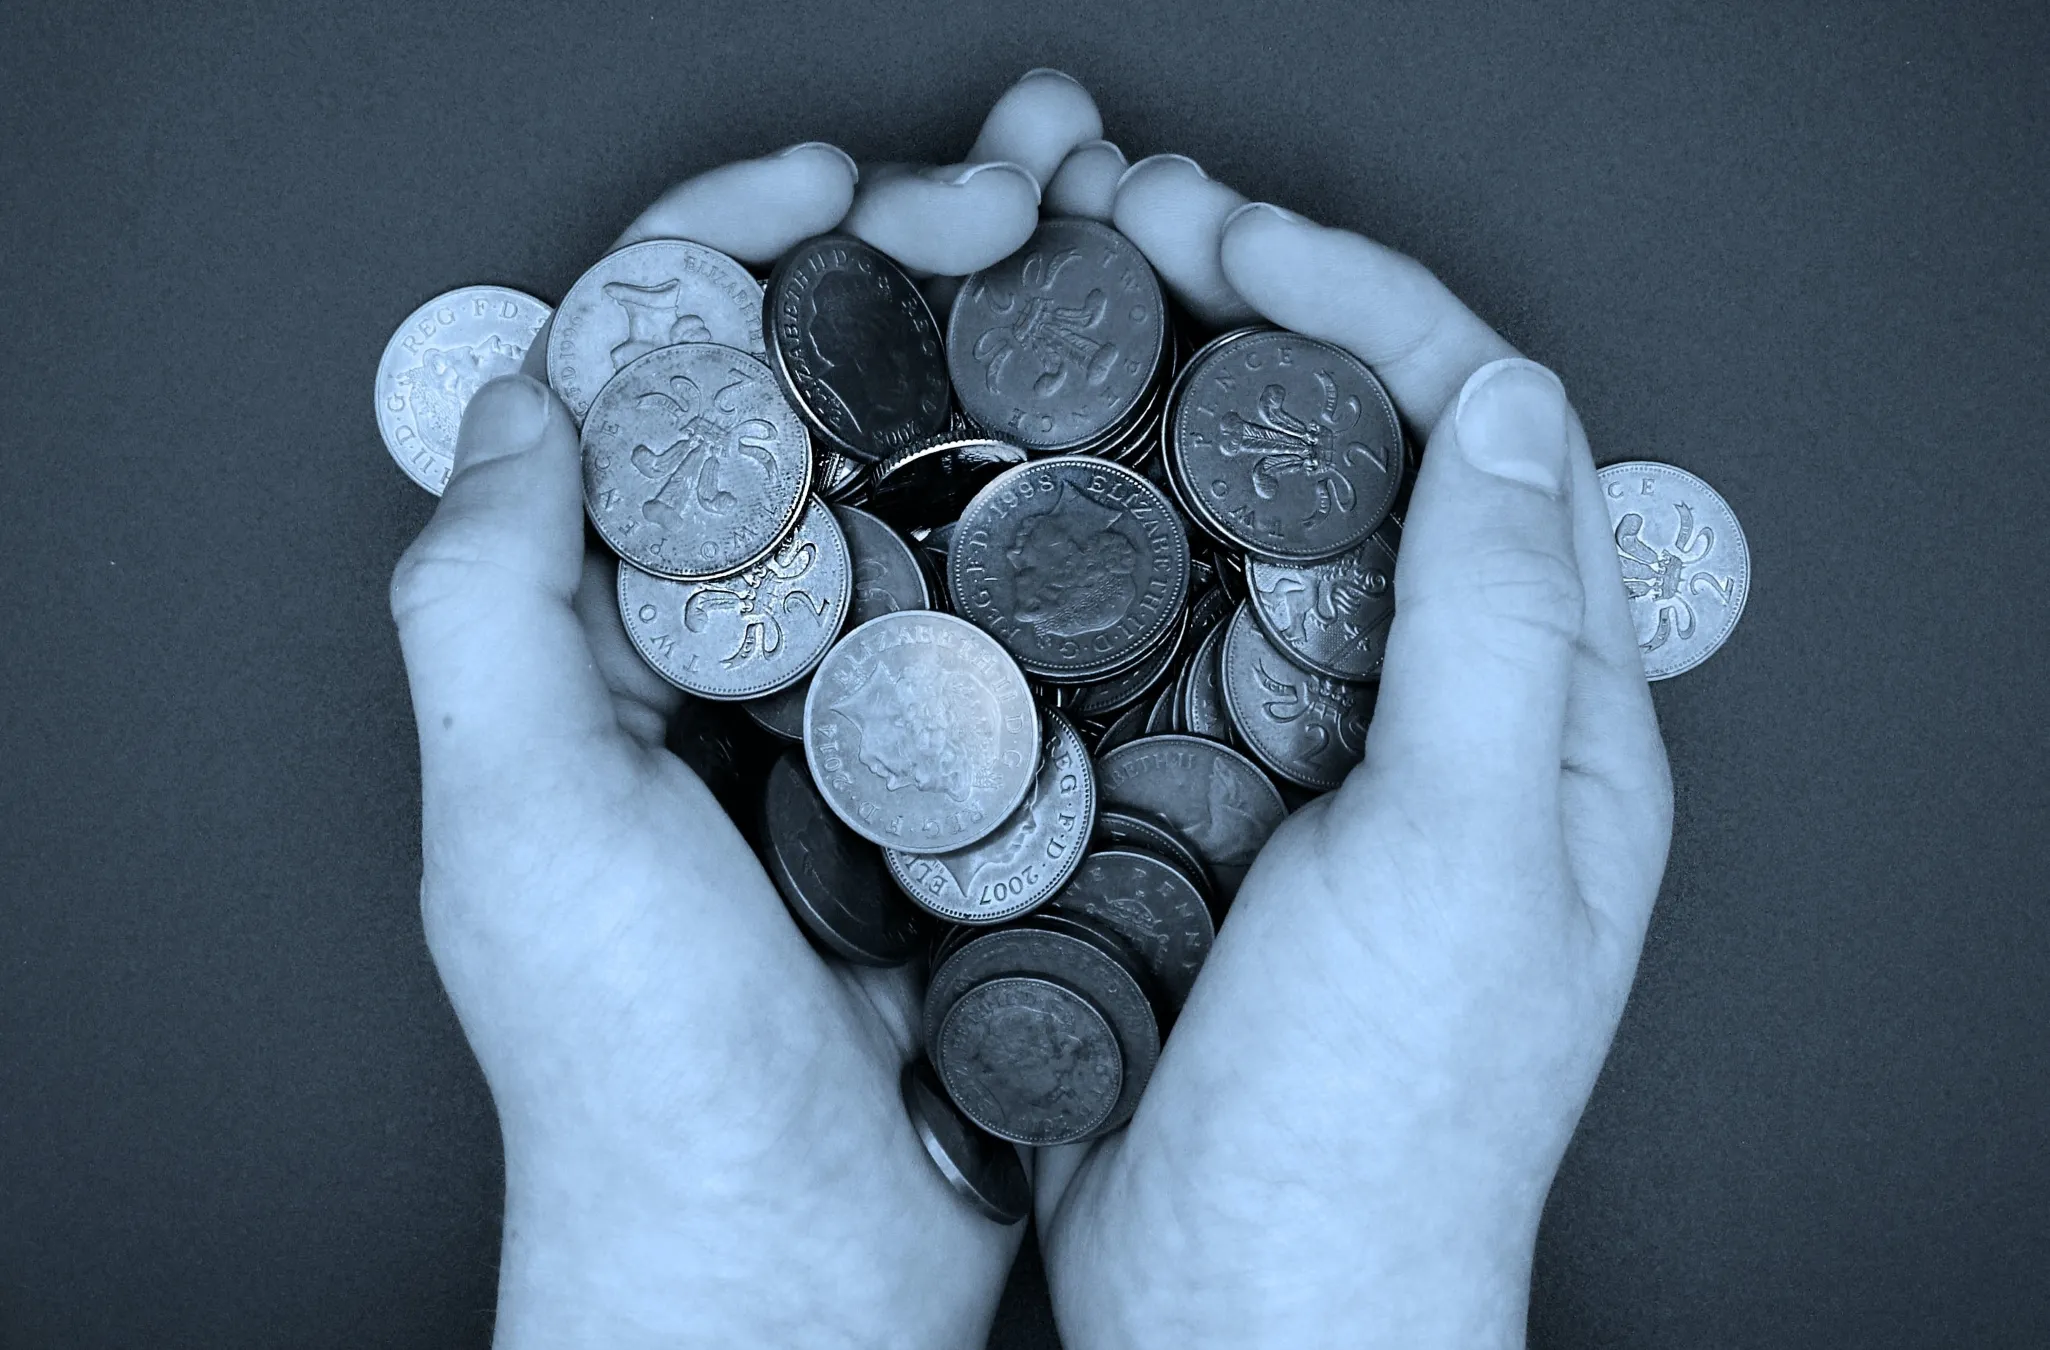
[4,0,2047,1345]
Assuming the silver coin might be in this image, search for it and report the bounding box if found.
[374,286,550,495]
[617,501,851,700]
[766,234,951,462]
[581,344,812,581]
[949,457,1191,681]
[1095,733,1287,905]
[936,975,1124,1147]
[1218,603,1372,792]
[1244,519,1399,681]
[1599,461,1751,679]
[1048,847,1215,1014]
[948,218,1166,452]
[1170,329,1403,561]
[804,611,1040,853]
[745,505,930,740]
[545,239,765,422]
[885,709,1095,924]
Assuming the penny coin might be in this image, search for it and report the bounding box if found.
[1049,848,1215,1013]
[618,501,851,700]
[745,506,931,739]
[766,234,951,462]
[901,1058,1031,1225]
[864,435,1029,532]
[935,976,1123,1146]
[924,924,1159,1135]
[546,239,765,421]
[804,611,1039,853]
[1096,734,1286,905]
[1094,703,1152,758]
[1178,620,1231,742]
[759,752,924,966]
[1219,603,1372,792]
[950,457,1191,682]
[375,286,550,495]
[582,343,812,581]
[885,710,1095,924]
[1064,606,1189,720]
[1245,520,1399,681]
[1142,682,1178,736]
[1599,461,1751,679]
[1093,808,1216,912]
[949,218,1166,452]
[1171,329,1403,561]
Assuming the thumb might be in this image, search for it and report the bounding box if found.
[1368,358,1583,812]
[390,375,624,797]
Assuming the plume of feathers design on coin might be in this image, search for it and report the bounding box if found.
[1252,660,1365,757]
[1614,502,1734,652]
[683,541,828,665]
[629,373,778,533]
[1216,375,1371,527]
[972,249,1119,398]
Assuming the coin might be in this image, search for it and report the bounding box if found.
[924,923,1158,1135]
[949,458,1191,682]
[1096,734,1287,905]
[546,239,766,422]
[759,751,924,966]
[901,1058,1031,1225]
[935,976,1124,1146]
[1063,606,1189,720]
[618,500,851,700]
[1244,519,1399,681]
[1599,461,1751,679]
[1094,703,1152,758]
[766,234,951,462]
[884,710,1095,924]
[1049,848,1215,1013]
[948,218,1167,452]
[375,286,550,495]
[804,611,1039,853]
[1177,620,1231,742]
[864,435,1029,532]
[745,505,931,739]
[1170,329,1403,561]
[1092,807,1216,912]
[582,343,812,581]
[1218,603,1372,792]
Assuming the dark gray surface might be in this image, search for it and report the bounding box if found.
[3,1,2047,1346]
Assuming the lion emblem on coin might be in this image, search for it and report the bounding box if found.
[831,649,997,801]
[1006,482,1140,640]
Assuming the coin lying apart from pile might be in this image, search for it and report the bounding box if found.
[378,212,1749,1225]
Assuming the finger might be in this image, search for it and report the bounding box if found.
[966,68,1104,188]
[518,143,862,384]
[842,160,1042,276]
[570,548,683,751]
[1045,140,1127,221]
[390,376,630,796]
[1559,416,1673,929]
[1110,154,1256,328]
[613,141,859,259]
[1357,358,1582,821]
[1219,204,1516,436]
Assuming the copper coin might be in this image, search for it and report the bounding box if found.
[760,752,923,966]
[804,611,1039,853]
[582,343,812,580]
[1218,603,1372,792]
[864,435,1029,532]
[617,500,851,700]
[1095,734,1286,905]
[1177,620,1231,742]
[546,239,765,422]
[884,710,1094,924]
[935,976,1124,1146]
[901,1058,1031,1225]
[1049,848,1215,1013]
[1092,808,1216,915]
[949,457,1190,682]
[1245,519,1399,681]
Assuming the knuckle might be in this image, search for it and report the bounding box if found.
[1403,542,1585,651]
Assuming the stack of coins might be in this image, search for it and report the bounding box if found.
[378,208,1750,1229]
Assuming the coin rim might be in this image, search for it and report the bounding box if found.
[935,974,1124,1146]
[900,1058,1030,1225]
[1218,603,1370,792]
[759,753,923,966]
[375,285,550,496]
[1597,460,1752,680]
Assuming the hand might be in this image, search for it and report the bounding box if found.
[388,72,1103,1350]
[1034,159,1675,1348]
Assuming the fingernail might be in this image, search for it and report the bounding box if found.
[455,375,552,470]
[1073,138,1128,167]
[1453,359,1569,496]
[1020,66,1083,87]
[1116,152,1208,193]
[1223,201,1310,231]
[947,159,1041,204]
[776,140,860,184]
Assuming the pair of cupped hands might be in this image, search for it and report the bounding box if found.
[389,69,1673,1349]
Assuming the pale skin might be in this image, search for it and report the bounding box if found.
[391,70,1671,1350]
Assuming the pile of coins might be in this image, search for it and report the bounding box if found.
[377,215,1749,1227]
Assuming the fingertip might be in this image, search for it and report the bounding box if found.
[451,375,553,474]
[1110,154,1255,327]
[613,149,857,261]
[844,160,1040,276]
[1044,139,1127,220]
[968,69,1104,185]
